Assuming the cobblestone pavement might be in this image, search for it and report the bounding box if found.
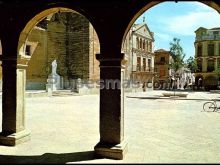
[1,90,220,163]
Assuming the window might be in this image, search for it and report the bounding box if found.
[160,57,165,63]
[136,37,139,49]
[208,43,214,56]
[197,60,202,72]
[207,60,214,72]
[213,31,219,35]
[219,43,220,56]
[148,59,151,71]
[146,41,148,52]
[197,45,202,57]
[143,58,146,71]
[140,39,142,49]
[25,45,31,56]
[137,57,141,71]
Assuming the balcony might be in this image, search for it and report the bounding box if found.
[196,34,220,41]
[134,65,156,73]
[155,61,166,65]
[131,66,156,81]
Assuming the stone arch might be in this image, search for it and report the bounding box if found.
[18,7,100,60]
[18,7,101,91]
[0,5,102,147]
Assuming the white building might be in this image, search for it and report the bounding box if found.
[122,19,155,90]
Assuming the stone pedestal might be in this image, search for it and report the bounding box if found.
[0,130,30,146]
[46,84,52,97]
[94,140,128,160]
[46,74,62,91]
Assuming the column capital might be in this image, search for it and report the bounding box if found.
[96,53,124,62]
[96,53,124,68]
[0,56,28,69]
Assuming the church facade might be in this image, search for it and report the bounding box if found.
[122,20,155,91]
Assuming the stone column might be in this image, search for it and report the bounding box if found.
[0,58,30,146]
[215,58,218,70]
[202,58,207,72]
[94,53,127,160]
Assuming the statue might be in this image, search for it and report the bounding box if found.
[51,59,57,76]
[46,59,63,91]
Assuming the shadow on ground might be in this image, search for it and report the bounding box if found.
[0,151,101,164]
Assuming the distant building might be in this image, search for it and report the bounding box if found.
[194,27,220,90]
[154,49,174,89]
[122,20,155,91]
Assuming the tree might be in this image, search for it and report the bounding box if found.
[186,56,198,73]
[169,38,185,72]
[169,38,185,92]
[214,67,220,81]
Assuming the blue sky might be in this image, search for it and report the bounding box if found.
[135,1,220,61]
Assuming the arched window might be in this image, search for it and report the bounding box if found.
[143,40,145,50]
[197,59,202,72]
[207,59,214,72]
[197,44,202,57]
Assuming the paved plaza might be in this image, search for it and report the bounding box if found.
[1,90,220,163]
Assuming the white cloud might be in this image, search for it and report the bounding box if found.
[154,32,172,41]
[188,1,215,12]
[160,10,220,36]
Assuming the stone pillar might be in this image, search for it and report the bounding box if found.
[202,58,207,72]
[94,53,127,160]
[215,58,218,70]
[0,59,30,146]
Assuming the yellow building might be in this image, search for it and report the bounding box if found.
[194,27,220,90]
[23,12,100,91]
[154,49,173,89]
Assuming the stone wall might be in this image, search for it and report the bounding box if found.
[26,27,48,90]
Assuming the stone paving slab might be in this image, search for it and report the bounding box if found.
[0,90,220,163]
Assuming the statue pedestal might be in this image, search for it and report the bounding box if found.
[46,74,61,91]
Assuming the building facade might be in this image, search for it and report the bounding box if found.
[194,27,220,90]
[122,21,155,91]
[154,49,173,89]
[22,12,100,93]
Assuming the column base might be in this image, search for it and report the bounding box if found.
[0,130,31,146]
[94,140,128,160]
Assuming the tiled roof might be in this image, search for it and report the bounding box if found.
[154,49,169,52]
